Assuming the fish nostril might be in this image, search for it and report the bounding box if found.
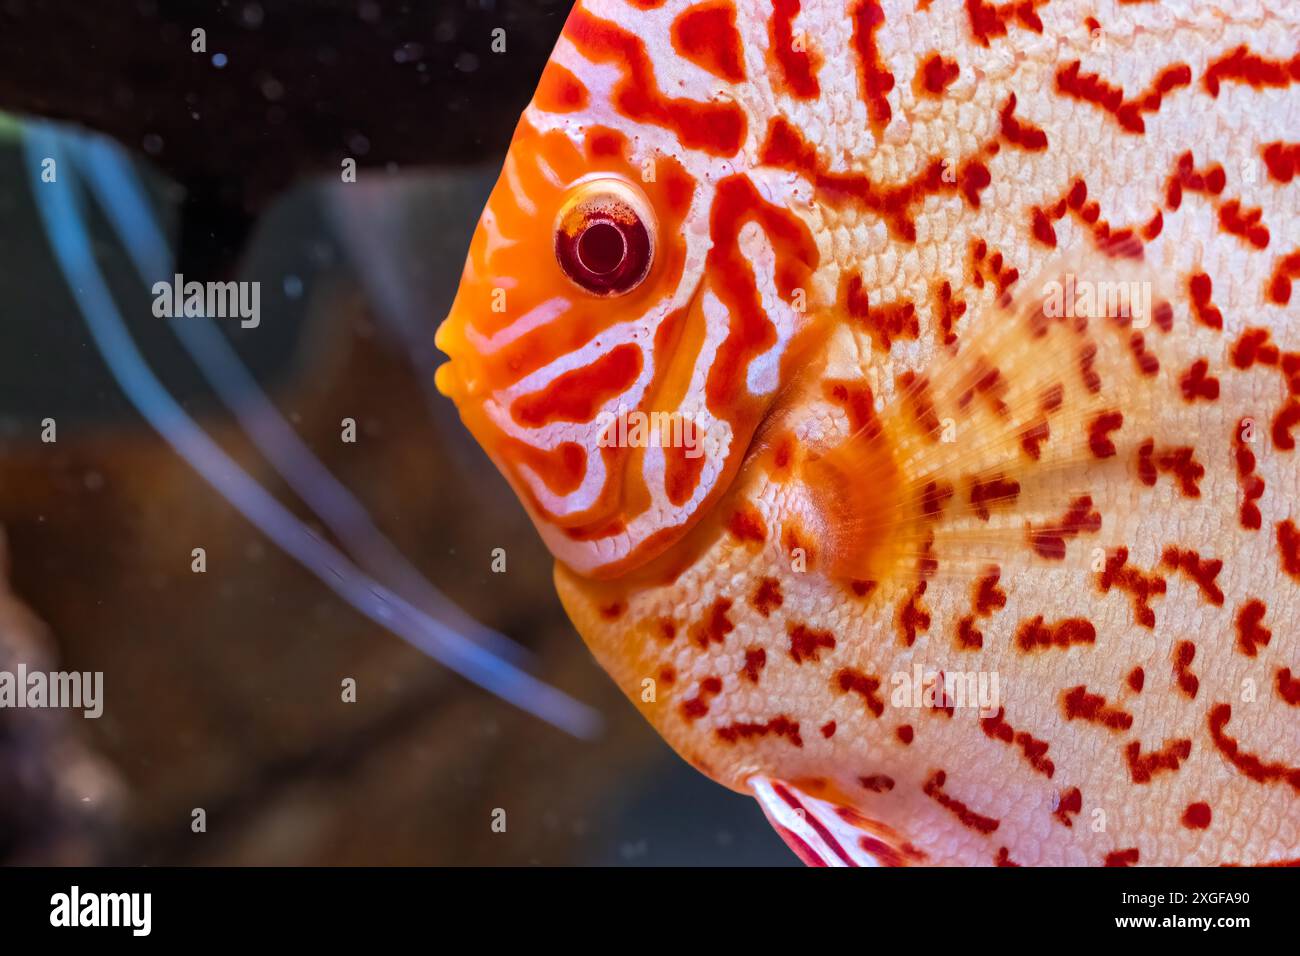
[577,220,627,276]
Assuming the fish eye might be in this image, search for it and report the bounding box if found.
[554,178,655,296]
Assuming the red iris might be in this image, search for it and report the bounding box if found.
[555,181,654,296]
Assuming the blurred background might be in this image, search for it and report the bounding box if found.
[0,0,791,865]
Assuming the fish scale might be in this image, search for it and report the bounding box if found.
[437,0,1300,865]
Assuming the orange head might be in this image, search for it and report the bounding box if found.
[436,4,819,579]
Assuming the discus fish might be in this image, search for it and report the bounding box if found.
[436,0,1300,865]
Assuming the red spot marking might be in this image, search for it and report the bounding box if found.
[995,847,1020,867]
[897,581,931,647]
[716,715,803,747]
[1020,418,1050,460]
[923,770,1000,834]
[956,616,983,650]
[658,666,676,685]
[969,476,1021,521]
[1203,45,1300,98]
[1028,495,1101,560]
[1207,703,1300,792]
[999,92,1047,150]
[657,619,677,643]
[1142,209,1164,241]
[534,62,590,113]
[727,503,768,544]
[1030,206,1057,247]
[1126,330,1160,377]
[823,378,881,436]
[788,622,836,664]
[1127,667,1145,692]
[1079,343,1102,394]
[671,0,746,83]
[920,480,954,519]
[1063,685,1133,731]
[849,579,878,599]
[769,0,821,98]
[1179,359,1220,402]
[1263,142,1300,183]
[981,708,1055,777]
[957,357,1011,418]
[1188,272,1223,330]
[956,566,1006,650]
[841,273,919,351]
[821,720,837,738]
[1088,410,1124,458]
[599,600,626,620]
[859,774,895,793]
[1152,299,1174,332]
[959,159,991,207]
[933,279,967,346]
[1099,548,1167,628]
[898,371,942,440]
[973,567,1007,615]
[681,675,723,720]
[1235,599,1272,657]
[1218,198,1271,249]
[970,239,1020,293]
[1160,547,1223,605]
[835,667,885,717]
[1165,151,1225,210]
[1015,616,1096,652]
[1138,442,1205,497]
[1276,669,1300,706]
[751,577,784,618]
[896,724,914,745]
[1274,400,1300,451]
[919,52,960,96]
[1231,327,1290,376]
[1266,249,1300,305]
[1183,802,1212,830]
[565,7,746,155]
[1055,60,1190,133]
[689,598,734,648]
[850,0,894,140]
[965,0,1044,47]
[742,648,767,684]
[1054,787,1082,828]
[1105,848,1140,867]
[1172,640,1200,699]
[1125,738,1191,783]
[512,344,641,427]
[1278,520,1300,580]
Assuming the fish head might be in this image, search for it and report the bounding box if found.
[436,1,822,579]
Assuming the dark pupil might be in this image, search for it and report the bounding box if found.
[577,221,626,275]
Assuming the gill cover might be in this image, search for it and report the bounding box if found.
[436,7,821,578]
